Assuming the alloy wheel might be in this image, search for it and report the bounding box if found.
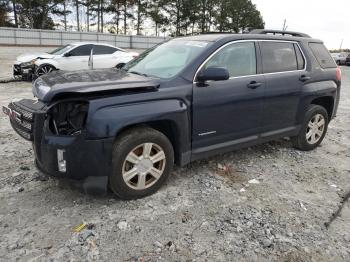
[122,143,166,190]
[37,65,53,76]
[306,113,325,144]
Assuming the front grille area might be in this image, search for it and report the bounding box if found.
[11,102,34,121]
[8,99,46,141]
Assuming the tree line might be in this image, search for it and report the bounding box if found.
[0,0,264,36]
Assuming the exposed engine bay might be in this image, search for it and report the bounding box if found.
[48,102,89,135]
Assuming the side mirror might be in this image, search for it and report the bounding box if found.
[63,52,71,57]
[197,67,229,82]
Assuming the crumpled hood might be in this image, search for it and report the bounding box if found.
[16,52,55,63]
[33,68,160,102]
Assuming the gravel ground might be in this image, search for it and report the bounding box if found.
[0,49,350,261]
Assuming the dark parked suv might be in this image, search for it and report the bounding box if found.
[3,29,341,199]
[346,54,350,66]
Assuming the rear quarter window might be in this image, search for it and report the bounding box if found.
[93,45,118,55]
[309,43,336,68]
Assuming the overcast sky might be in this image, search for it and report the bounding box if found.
[252,0,349,49]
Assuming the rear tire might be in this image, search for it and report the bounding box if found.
[291,105,328,151]
[109,127,174,200]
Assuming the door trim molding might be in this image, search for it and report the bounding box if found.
[192,135,258,154]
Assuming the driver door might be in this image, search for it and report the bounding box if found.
[192,41,265,154]
[57,44,93,71]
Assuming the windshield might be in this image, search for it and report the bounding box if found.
[123,40,210,78]
[48,45,73,55]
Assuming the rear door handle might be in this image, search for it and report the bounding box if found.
[299,75,311,82]
[247,81,262,89]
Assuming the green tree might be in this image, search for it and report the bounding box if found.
[0,0,14,27]
[214,0,264,33]
[134,0,147,35]
[15,0,65,29]
[109,0,120,33]
[147,0,167,36]
[55,0,71,30]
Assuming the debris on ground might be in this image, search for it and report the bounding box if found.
[74,222,88,233]
[248,178,260,184]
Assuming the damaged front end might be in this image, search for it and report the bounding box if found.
[2,99,89,140]
[47,101,89,136]
[3,98,112,195]
[3,99,46,141]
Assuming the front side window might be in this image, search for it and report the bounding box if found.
[260,42,298,73]
[93,45,118,55]
[69,44,93,56]
[49,45,73,55]
[124,40,210,78]
[203,42,257,78]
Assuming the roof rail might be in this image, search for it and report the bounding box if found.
[249,29,310,38]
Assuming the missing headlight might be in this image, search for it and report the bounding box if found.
[48,102,89,135]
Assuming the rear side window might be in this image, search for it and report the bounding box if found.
[260,42,298,73]
[93,45,118,55]
[309,43,336,68]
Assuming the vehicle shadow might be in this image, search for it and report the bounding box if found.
[53,138,293,202]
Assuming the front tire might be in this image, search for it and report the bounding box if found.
[109,127,174,200]
[35,64,56,77]
[291,105,328,151]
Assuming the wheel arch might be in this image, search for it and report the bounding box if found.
[87,99,192,166]
[115,120,182,166]
[310,96,334,119]
[34,59,59,70]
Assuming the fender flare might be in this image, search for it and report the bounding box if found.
[86,99,191,164]
[35,59,59,69]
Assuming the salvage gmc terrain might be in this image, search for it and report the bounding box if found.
[3,29,341,199]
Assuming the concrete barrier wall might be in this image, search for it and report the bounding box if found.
[0,27,167,49]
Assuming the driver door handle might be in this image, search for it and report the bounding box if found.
[299,75,311,82]
[247,81,262,89]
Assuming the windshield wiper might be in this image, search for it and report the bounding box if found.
[129,70,148,77]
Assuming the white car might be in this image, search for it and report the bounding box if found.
[331,52,348,65]
[13,42,139,80]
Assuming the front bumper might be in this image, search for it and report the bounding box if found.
[34,134,114,180]
[13,63,34,81]
[4,99,114,195]
[34,135,114,195]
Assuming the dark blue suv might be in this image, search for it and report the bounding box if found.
[3,29,341,199]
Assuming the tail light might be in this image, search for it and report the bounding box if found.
[336,67,341,82]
